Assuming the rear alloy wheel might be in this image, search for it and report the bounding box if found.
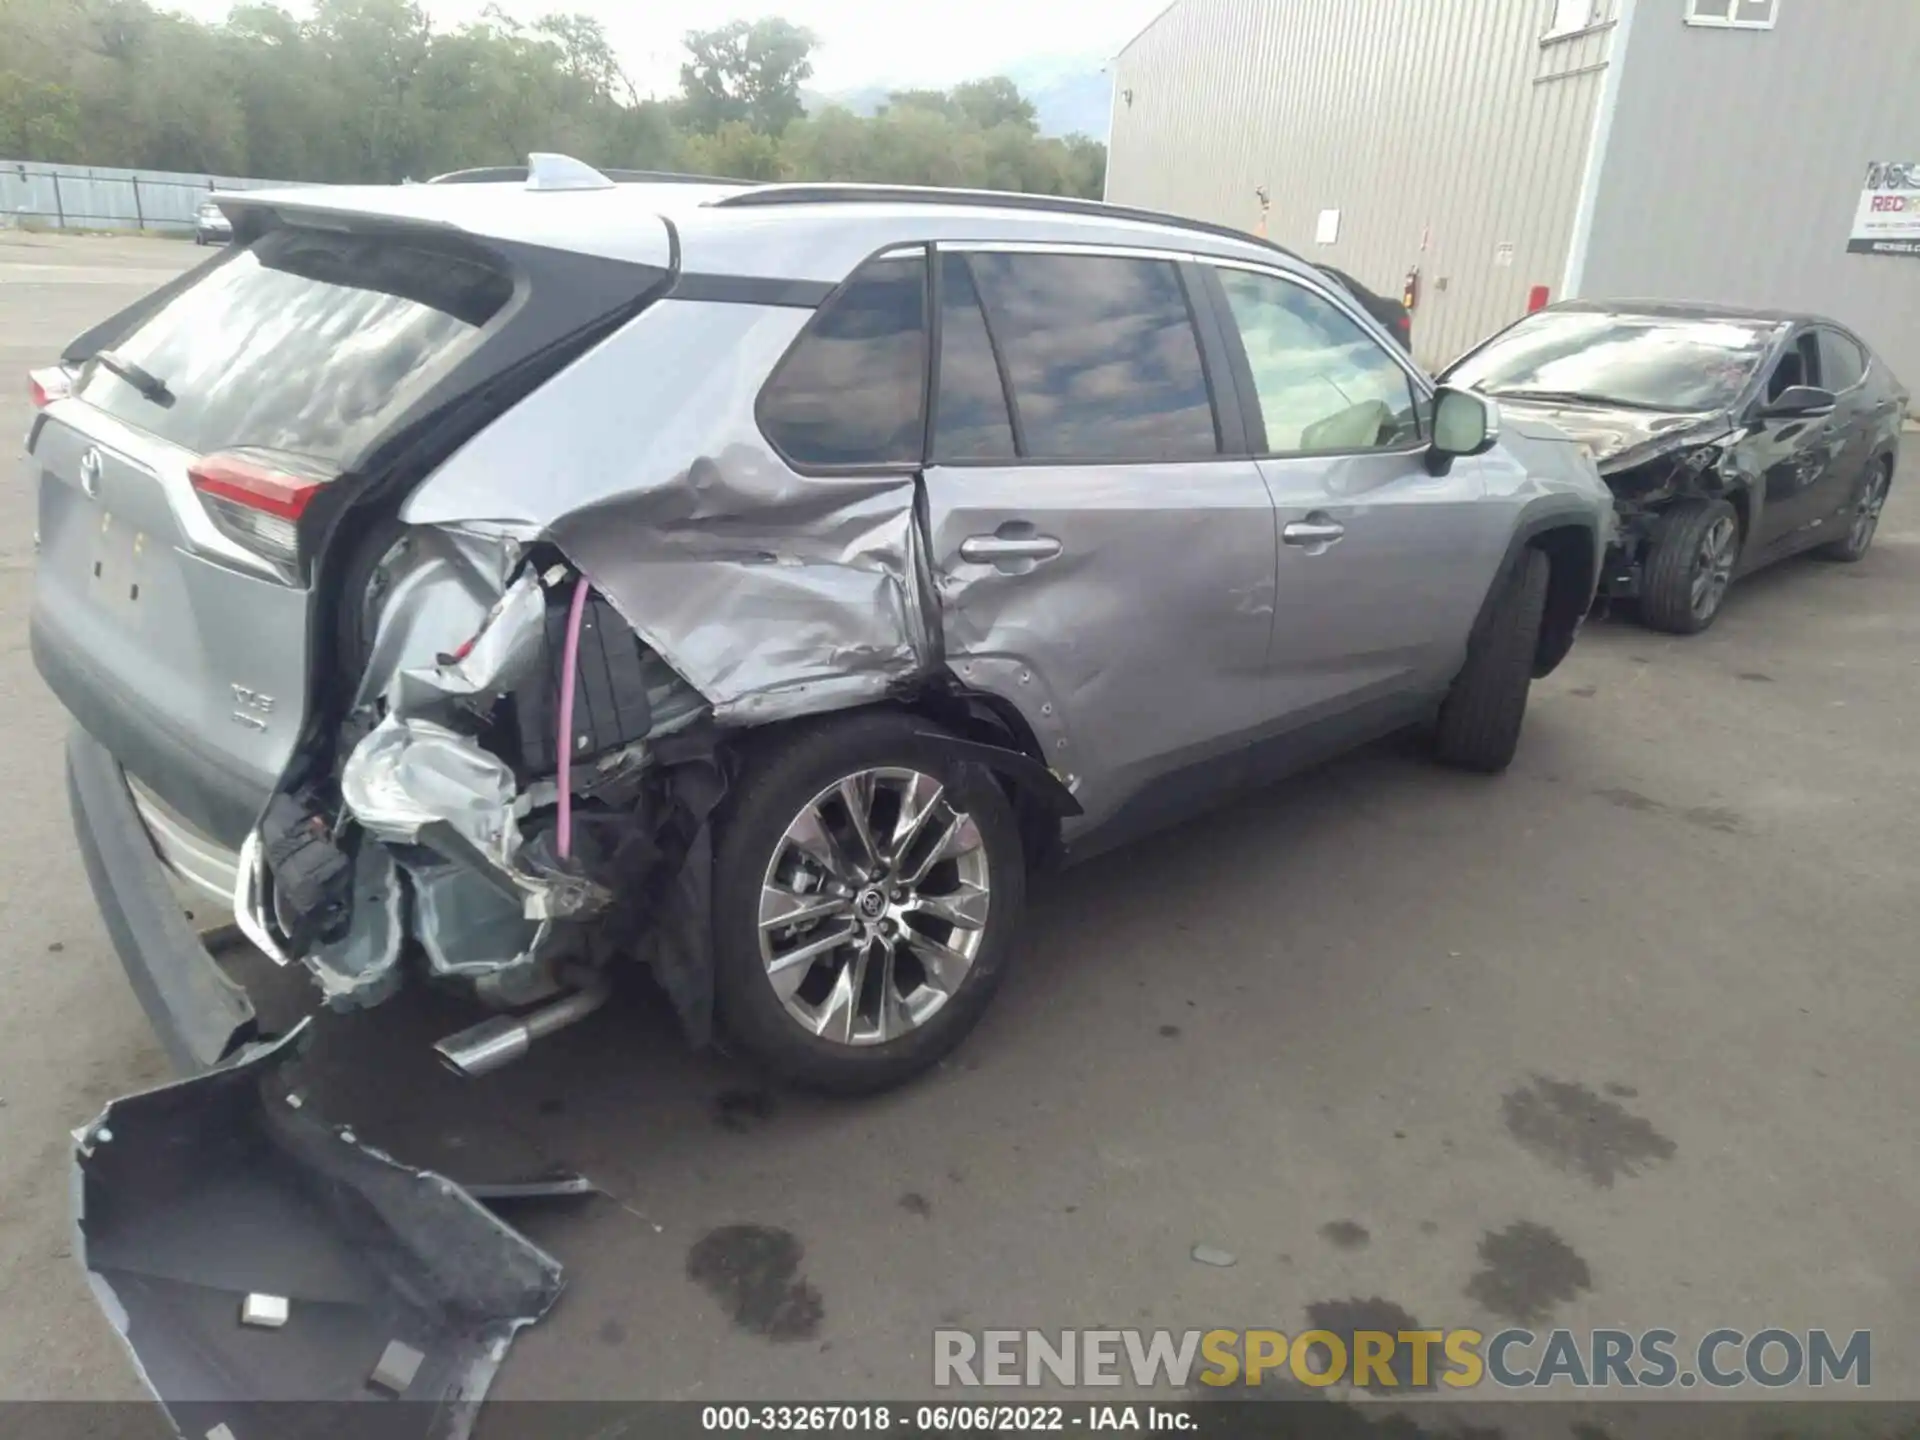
[713,714,1025,1094]
[1638,498,1741,635]
[1818,460,1892,562]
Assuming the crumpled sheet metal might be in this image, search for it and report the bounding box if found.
[73,1020,563,1440]
[341,715,522,869]
[399,299,933,723]
[385,567,547,719]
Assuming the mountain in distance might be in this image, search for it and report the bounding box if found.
[803,54,1113,140]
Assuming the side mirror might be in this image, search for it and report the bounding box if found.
[1427,387,1499,474]
[1760,385,1837,420]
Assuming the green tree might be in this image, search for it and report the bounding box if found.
[949,77,1036,133]
[677,17,816,135]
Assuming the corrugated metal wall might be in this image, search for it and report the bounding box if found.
[1106,0,1619,367]
[0,159,307,236]
[1580,0,1920,392]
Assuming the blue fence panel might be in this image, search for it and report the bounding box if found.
[0,159,315,234]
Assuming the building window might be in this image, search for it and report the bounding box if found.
[1545,0,1596,38]
[1685,0,1778,29]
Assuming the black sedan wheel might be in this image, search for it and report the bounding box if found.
[1638,498,1740,635]
[1819,459,1892,563]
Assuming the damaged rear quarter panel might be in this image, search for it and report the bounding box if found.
[399,298,928,723]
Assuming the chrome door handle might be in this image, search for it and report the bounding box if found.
[1282,519,1346,547]
[960,535,1063,563]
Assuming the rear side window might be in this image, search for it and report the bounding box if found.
[759,253,928,468]
[74,227,512,463]
[1819,329,1866,391]
[966,252,1219,462]
[931,254,1017,462]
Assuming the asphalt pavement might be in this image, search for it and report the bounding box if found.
[1,233,1915,1425]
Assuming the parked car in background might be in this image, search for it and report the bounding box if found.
[1316,264,1413,353]
[193,199,231,246]
[1444,301,1907,634]
[28,161,1611,1097]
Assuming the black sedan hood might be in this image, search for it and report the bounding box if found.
[1490,397,1732,476]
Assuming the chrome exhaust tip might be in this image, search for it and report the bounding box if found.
[433,978,611,1079]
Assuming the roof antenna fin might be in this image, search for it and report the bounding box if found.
[526,153,615,192]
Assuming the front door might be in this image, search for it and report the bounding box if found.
[918,248,1279,835]
[1752,329,1846,555]
[1200,261,1504,744]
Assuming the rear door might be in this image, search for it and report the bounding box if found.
[918,246,1279,835]
[1811,326,1877,528]
[29,227,518,846]
[1200,260,1501,733]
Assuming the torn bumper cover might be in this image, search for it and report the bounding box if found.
[68,726,257,1072]
[74,1019,563,1440]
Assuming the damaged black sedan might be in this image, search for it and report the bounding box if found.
[1445,300,1908,633]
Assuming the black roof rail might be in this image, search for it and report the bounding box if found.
[710,183,1306,265]
[426,165,743,186]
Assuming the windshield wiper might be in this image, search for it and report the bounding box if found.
[1484,387,1701,414]
[92,349,174,407]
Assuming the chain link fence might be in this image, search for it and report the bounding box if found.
[1,159,313,236]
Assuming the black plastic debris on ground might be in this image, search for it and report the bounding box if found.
[72,1019,564,1440]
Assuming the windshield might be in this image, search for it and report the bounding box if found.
[1448,311,1782,412]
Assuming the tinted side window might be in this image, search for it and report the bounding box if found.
[1819,330,1866,391]
[759,253,927,467]
[966,253,1218,462]
[932,254,1017,462]
[1216,268,1423,454]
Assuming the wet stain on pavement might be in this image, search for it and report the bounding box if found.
[1158,1024,1182,1038]
[1736,672,1774,684]
[1319,1220,1370,1250]
[1594,788,1746,834]
[1302,1298,1437,1392]
[714,1089,777,1133]
[1681,805,1744,834]
[899,1191,932,1218]
[1569,686,1598,698]
[686,1225,824,1341]
[598,1319,627,1346]
[1465,1221,1593,1323]
[1419,1220,1440,1236]
[1595,787,1662,814]
[1502,1075,1676,1187]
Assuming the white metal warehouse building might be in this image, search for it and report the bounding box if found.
[1105,0,1920,389]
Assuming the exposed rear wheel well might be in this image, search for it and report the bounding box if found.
[899,686,1064,873]
[1529,525,1597,676]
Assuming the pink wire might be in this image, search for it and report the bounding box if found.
[556,576,591,860]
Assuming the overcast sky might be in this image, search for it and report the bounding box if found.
[159,0,1171,93]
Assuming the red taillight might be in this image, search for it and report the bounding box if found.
[189,452,326,570]
[29,366,70,409]
[1527,285,1552,313]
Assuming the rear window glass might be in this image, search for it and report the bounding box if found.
[74,228,512,463]
[758,253,928,468]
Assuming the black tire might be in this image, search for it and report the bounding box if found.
[1638,497,1741,635]
[1817,458,1893,562]
[1433,548,1550,775]
[712,711,1026,1095]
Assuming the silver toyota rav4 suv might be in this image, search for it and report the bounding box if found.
[29,156,1612,1095]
